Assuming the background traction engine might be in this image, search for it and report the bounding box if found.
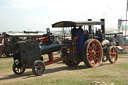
[101,40,118,64]
[12,29,64,76]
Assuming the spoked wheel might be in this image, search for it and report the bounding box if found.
[63,59,80,67]
[109,46,118,63]
[32,60,45,76]
[61,54,80,67]
[12,63,25,75]
[82,39,103,67]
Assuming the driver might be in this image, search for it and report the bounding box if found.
[76,25,84,53]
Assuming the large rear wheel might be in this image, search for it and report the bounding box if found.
[82,39,102,67]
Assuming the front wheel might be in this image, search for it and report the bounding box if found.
[12,63,25,75]
[32,60,45,76]
[109,46,118,63]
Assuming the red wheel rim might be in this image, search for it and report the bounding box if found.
[87,40,102,66]
[110,47,118,63]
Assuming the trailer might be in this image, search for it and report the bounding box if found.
[12,19,118,76]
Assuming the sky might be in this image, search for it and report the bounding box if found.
[0,0,127,32]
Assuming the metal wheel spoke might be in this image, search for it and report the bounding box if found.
[87,51,92,57]
[88,53,92,58]
[112,52,116,55]
[92,42,95,50]
[96,51,100,53]
[111,53,116,60]
[89,46,92,51]
[93,44,98,51]
[94,56,99,61]
[89,56,93,62]
[95,54,98,57]
[89,56,94,63]
[88,51,92,53]
[91,42,94,50]
[112,48,114,53]
[90,42,94,50]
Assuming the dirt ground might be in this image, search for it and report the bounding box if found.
[0,55,128,85]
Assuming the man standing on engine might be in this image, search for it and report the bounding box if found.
[76,25,84,53]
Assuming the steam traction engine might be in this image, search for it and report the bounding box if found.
[13,28,65,76]
[12,19,118,76]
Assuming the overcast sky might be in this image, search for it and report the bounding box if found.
[0,0,127,32]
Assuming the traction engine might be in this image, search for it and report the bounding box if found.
[12,28,65,76]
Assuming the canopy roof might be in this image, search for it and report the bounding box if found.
[5,33,45,37]
[52,20,104,28]
[105,32,123,35]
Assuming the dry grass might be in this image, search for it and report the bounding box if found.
[0,54,128,85]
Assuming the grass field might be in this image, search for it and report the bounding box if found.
[0,54,128,85]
